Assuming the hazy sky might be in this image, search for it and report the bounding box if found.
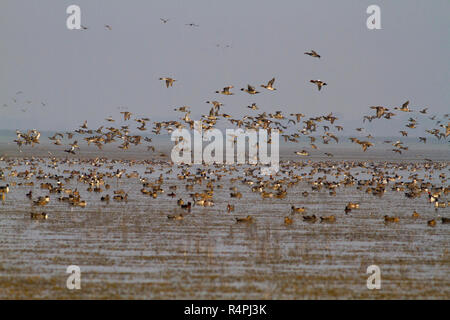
[1,0,449,136]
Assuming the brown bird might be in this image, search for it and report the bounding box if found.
[30,212,48,220]
[167,213,184,220]
[303,215,317,223]
[241,85,260,94]
[304,50,320,58]
[284,216,293,225]
[310,80,327,91]
[159,77,176,88]
[291,205,306,213]
[216,86,234,95]
[260,78,277,91]
[120,112,132,121]
[394,100,411,112]
[370,106,389,118]
[384,215,399,223]
[236,215,254,223]
[320,215,336,223]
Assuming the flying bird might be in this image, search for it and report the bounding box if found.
[394,100,411,112]
[260,78,277,91]
[215,86,234,95]
[310,80,327,91]
[241,85,260,94]
[370,106,389,118]
[159,77,176,88]
[304,50,321,58]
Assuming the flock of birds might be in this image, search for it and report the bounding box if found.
[9,74,450,159]
[1,17,449,231]
[3,17,449,159]
[0,156,448,228]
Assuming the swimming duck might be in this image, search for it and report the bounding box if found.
[434,201,446,209]
[428,191,439,203]
[303,215,317,223]
[230,192,242,199]
[345,202,359,213]
[384,215,399,223]
[30,212,48,220]
[0,184,10,193]
[284,216,293,225]
[235,215,254,223]
[167,213,184,220]
[320,215,336,223]
[291,206,306,213]
[33,195,50,206]
[181,202,191,211]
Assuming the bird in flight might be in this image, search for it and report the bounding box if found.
[260,78,277,91]
[394,100,411,112]
[64,146,77,154]
[105,25,112,30]
[215,86,234,95]
[159,77,176,88]
[206,101,223,110]
[310,80,327,91]
[304,50,321,58]
[247,103,258,110]
[370,106,389,118]
[120,112,132,121]
[160,18,170,23]
[241,85,260,95]
[185,23,199,27]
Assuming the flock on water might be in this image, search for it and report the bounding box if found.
[1,17,448,229]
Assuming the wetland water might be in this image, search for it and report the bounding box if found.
[0,145,448,299]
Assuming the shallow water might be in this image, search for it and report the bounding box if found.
[0,154,449,299]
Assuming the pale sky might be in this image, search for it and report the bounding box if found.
[1,0,449,136]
